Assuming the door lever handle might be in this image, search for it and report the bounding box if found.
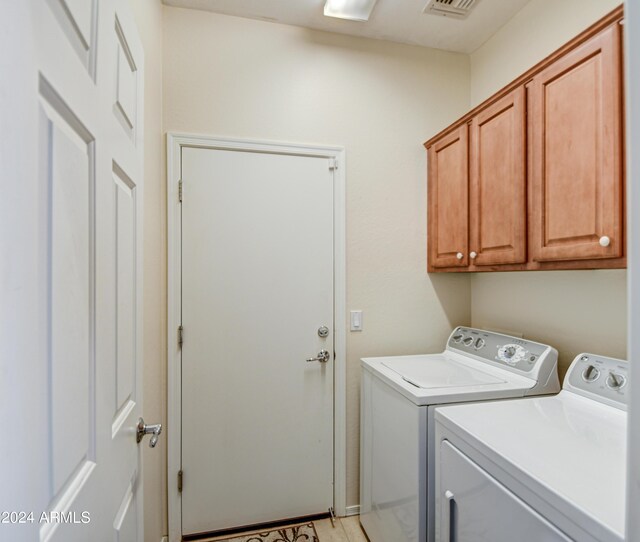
[137,417,162,448]
[306,349,330,363]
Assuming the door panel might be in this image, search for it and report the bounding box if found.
[113,478,139,542]
[3,1,145,540]
[45,0,98,75]
[428,125,469,269]
[181,147,335,536]
[438,441,570,542]
[43,87,95,499]
[114,165,137,415]
[114,16,139,137]
[470,88,526,266]
[531,24,623,261]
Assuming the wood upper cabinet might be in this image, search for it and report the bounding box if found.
[427,125,469,268]
[470,87,527,267]
[427,88,526,272]
[530,23,623,262]
[425,7,625,273]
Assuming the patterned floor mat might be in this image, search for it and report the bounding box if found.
[213,522,319,542]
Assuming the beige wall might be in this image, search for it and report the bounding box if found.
[162,6,472,509]
[470,0,622,107]
[129,1,168,540]
[469,0,626,379]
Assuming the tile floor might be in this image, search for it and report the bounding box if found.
[315,516,367,542]
[200,516,368,542]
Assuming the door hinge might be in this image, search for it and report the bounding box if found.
[178,470,183,493]
[178,180,183,203]
[328,158,338,170]
[178,325,184,348]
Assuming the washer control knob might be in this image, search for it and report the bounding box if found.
[599,236,611,247]
[497,344,527,365]
[456,252,464,260]
[606,372,626,390]
[582,365,600,383]
[452,333,464,343]
[474,338,485,350]
[463,336,474,347]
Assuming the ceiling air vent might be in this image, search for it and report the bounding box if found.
[423,0,480,19]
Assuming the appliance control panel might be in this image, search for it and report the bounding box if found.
[565,353,628,410]
[447,327,551,374]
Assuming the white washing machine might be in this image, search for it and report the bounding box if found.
[359,326,560,542]
[434,352,628,542]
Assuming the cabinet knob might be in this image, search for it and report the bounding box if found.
[456,252,463,260]
[599,236,611,247]
[470,252,477,259]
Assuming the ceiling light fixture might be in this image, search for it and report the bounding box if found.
[324,0,378,22]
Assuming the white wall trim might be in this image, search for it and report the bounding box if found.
[166,133,348,541]
[166,133,183,542]
[332,141,348,518]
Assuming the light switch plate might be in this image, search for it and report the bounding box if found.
[350,310,363,332]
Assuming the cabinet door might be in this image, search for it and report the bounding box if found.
[428,125,469,269]
[470,87,527,266]
[530,23,623,262]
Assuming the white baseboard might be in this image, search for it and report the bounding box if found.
[161,537,168,542]
[344,505,360,517]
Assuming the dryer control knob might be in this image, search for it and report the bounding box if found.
[463,337,474,347]
[606,372,626,390]
[582,365,600,383]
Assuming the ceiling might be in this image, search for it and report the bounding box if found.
[162,0,531,54]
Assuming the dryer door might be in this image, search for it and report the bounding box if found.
[438,440,571,542]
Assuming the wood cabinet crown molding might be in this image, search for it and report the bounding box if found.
[424,5,624,150]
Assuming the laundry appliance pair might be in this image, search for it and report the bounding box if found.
[360,326,627,542]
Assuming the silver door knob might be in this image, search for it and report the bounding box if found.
[306,349,330,363]
[470,251,477,259]
[137,417,162,448]
[599,236,611,247]
[456,252,463,260]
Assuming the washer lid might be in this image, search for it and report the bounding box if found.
[382,355,507,389]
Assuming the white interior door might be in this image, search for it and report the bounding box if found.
[180,145,335,536]
[1,1,145,540]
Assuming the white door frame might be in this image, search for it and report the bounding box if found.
[166,133,347,542]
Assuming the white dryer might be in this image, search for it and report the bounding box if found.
[434,352,628,542]
[359,327,560,542]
